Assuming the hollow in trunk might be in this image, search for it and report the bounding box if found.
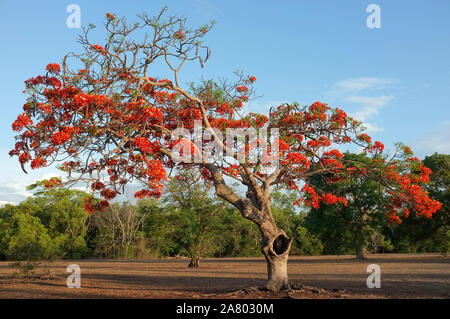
[261,232,293,291]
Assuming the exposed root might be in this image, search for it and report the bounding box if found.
[221,282,347,299]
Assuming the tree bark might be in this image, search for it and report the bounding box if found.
[355,246,365,260]
[188,255,200,268]
[205,164,293,291]
[260,222,293,291]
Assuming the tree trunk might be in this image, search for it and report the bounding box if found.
[205,163,293,291]
[261,228,293,291]
[188,255,200,268]
[355,246,365,260]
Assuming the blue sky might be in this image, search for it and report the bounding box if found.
[0,0,449,204]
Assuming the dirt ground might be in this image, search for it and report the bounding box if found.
[0,253,448,299]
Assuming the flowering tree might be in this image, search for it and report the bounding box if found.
[10,9,441,291]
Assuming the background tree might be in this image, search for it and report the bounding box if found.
[138,196,262,259]
[0,204,59,277]
[270,191,323,256]
[138,198,178,257]
[305,153,390,259]
[163,169,226,267]
[386,153,449,253]
[213,205,261,257]
[0,180,90,264]
[89,203,145,259]
[10,9,442,291]
[24,181,91,258]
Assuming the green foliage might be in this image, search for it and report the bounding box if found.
[138,198,178,257]
[5,211,58,261]
[0,153,446,261]
[161,170,225,260]
[271,191,323,255]
[292,224,324,255]
[213,206,261,257]
[305,152,390,257]
[20,187,91,259]
[385,153,449,253]
[138,169,262,259]
[0,182,91,262]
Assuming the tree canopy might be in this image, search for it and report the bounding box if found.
[9,9,443,290]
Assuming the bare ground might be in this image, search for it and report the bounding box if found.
[0,253,448,299]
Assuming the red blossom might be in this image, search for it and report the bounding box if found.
[358,133,372,144]
[44,178,62,188]
[12,113,33,132]
[45,63,60,74]
[30,157,46,169]
[9,24,441,222]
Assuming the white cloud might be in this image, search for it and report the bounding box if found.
[40,172,64,180]
[363,123,384,133]
[328,77,397,133]
[0,169,67,204]
[3,179,33,198]
[0,183,30,204]
[412,122,450,158]
[331,77,396,94]
[0,201,15,207]
[345,95,394,132]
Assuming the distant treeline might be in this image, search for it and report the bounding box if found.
[0,153,448,263]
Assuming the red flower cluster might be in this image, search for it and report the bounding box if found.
[44,177,62,188]
[282,152,310,172]
[330,108,347,127]
[91,181,105,190]
[403,146,413,155]
[358,133,372,144]
[12,113,33,132]
[236,86,248,93]
[278,138,290,152]
[321,193,348,206]
[174,30,186,41]
[51,131,71,145]
[30,157,46,169]
[45,63,60,74]
[296,184,348,209]
[367,141,384,153]
[134,189,161,199]
[323,149,344,159]
[135,137,153,153]
[18,152,31,164]
[91,44,106,55]
[298,184,320,208]
[374,141,384,152]
[100,188,118,200]
[223,164,240,177]
[387,212,402,225]
[51,126,79,145]
[307,136,331,148]
[383,162,441,220]
[84,197,109,214]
